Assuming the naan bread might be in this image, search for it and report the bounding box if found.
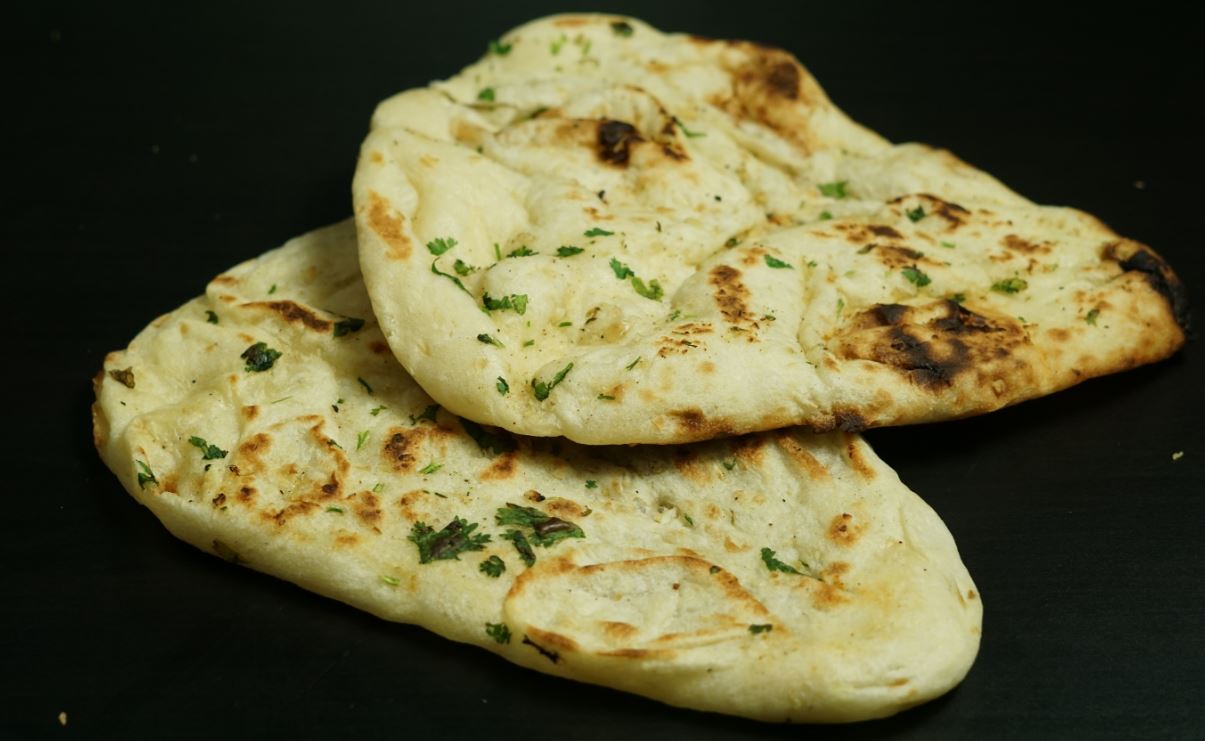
[92,222,981,723]
[354,14,1187,444]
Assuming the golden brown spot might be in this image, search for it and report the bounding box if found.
[526,627,580,653]
[699,360,716,374]
[888,678,910,687]
[668,408,733,441]
[524,489,546,503]
[1047,327,1071,342]
[369,340,389,355]
[713,45,820,152]
[709,265,751,324]
[160,475,178,493]
[872,244,933,269]
[826,513,864,547]
[723,537,747,553]
[212,275,238,285]
[368,151,383,164]
[544,497,589,520]
[240,405,259,421]
[552,15,592,27]
[968,589,978,600]
[383,428,421,472]
[242,300,332,332]
[237,433,271,462]
[600,621,639,639]
[739,246,768,266]
[480,451,518,481]
[672,450,709,483]
[211,493,226,508]
[108,367,135,388]
[1001,234,1051,254]
[773,432,830,479]
[355,492,382,526]
[730,435,768,466]
[266,500,318,526]
[844,435,876,480]
[418,154,439,168]
[365,191,411,260]
[335,533,360,547]
[237,485,256,504]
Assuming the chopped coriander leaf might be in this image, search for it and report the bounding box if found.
[673,116,705,138]
[326,506,343,514]
[906,206,926,222]
[327,439,343,450]
[496,376,509,395]
[480,555,506,578]
[556,245,584,257]
[611,20,635,36]
[818,210,833,220]
[332,317,365,337]
[709,565,722,575]
[477,87,495,102]
[522,339,535,347]
[597,393,615,401]
[241,342,282,372]
[683,514,694,527]
[950,292,967,305]
[268,284,277,294]
[410,404,439,424]
[477,333,504,347]
[550,33,567,55]
[485,622,512,644]
[506,246,536,257]
[372,482,384,493]
[495,503,585,547]
[419,461,443,475]
[488,39,512,55]
[557,321,571,328]
[357,376,374,394]
[625,357,641,370]
[459,417,516,455]
[585,480,598,489]
[991,277,1028,294]
[584,227,614,237]
[940,241,957,249]
[1085,308,1100,325]
[764,255,793,269]
[502,530,536,566]
[609,257,634,279]
[532,362,573,401]
[205,310,219,324]
[426,237,458,255]
[430,260,472,296]
[482,293,529,315]
[188,436,227,460]
[836,297,845,317]
[356,430,369,451]
[631,276,663,300]
[135,460,157,489]
[818,181,849,199]
[452,259,476,276]
[807,260,818,268]
[748,624,773,635]
[725,237,741,247]
[408,517,491,563]
[760,547,803,575]
[380,575,401,587]
[902,265,931,287]
[722,458,736,471]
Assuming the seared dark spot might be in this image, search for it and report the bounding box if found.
[883,326,967,389]
[833,408,867,432]
[383,429,418,472]
[1001,234,1049,254]
[709,265,751,324]
[868,304,911,327]
[869,225,903,239]
[1113,245,1191,332]
[932,301,999,334]
[247,300,332,332]
[765,60,800,98]
[522,635,561,664]
[596,120,643,166]
[669,408,733,440]
[108,367,136,388]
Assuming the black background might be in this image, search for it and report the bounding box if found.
[8,2,1204,739]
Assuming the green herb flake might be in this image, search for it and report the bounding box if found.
[478,333,504,348]
[426,237,458,256]
[584,227,614,237]
[482,293,529,315]
[453,259,477,276]
[673,116,705,138]
[764,255,793,269]
[611,20,634,37]
[356,430,370,451]
[188,436,227,460]
[609,257,634,279]
[408,517,491,563]
[709,565,721,575]
[333,317,365,337]
[818,181,849,199]
[760,547,803,575]
[372,482,384,494]
[241,342,282,372]
[486,622,512,644]
[506,245,536,258]
[557,321,572,328]
[477,87,495,102]
[724,237,741,248]
[906,206,926,222]
[522,339,535,347]
[495,503,585,548]
[380,575,401,587]
[480,555,506,578]
[488,39,512,56]
[585,480,598,489]
[357,376,374,394]
[326,506,343,514]
[268,284,277,295]
[496,376,509,395]
[205,310,219,324]
[459,417,516,455]
[991,277,1028,294]
[950,292,967,304]
[1085,308,1100,325]
[722,458,736,471]
[625,357,641,371]
[631,276,663,301]
[135,460,157,489]
[411,404,439,425]
[430,260,472,296]
[748,624,773,635]
[556,245,584,257]
[532,363,573,401]
[902,265,932,287]
[502,529,536,566]
[597,393,615,401]
[818,210,833,221]
[940,241,957,249]
[550,33,567,55]
[683,514,694,527]
[419,461,443,475]
[370,405,386,416]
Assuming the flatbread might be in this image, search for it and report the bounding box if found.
[92,221,981,723]
[353,14,1187,444]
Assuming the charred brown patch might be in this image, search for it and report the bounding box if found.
[108,367,135,388]
[267,500,318,527]
[319,473,340,499]
[730,434,768,466]
[773,432,830,479]
[545,497,590,520]
[365,191,411,260]
[240,405,259,421]
[212,493,226,508]
[714,45,818,152]
[872,244,930,269]
[811,562,852,609]
[237,485,256,504]
[669,408,733,440]
[243,300,332,332]
[826,513,863,546]
[1001,234,1051,254]
[600,621,639,639]
[335,533,360,547]
[369,340,389,355]
[672,449,709,483]
[891,194,969,228]
[596,120,643,166]
[480,451,518,481]
[709,265,751,324]
[764,59,801,99]
[523,631,568,662]
[869,225,903,239]
[355,492,382,526]
[1104,241,1191,332]
[844,436,876,480]
[383,428,421,472]
[212,275,238,286]
[238,433,272,460]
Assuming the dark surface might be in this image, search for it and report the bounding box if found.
[7,2,1204,738]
